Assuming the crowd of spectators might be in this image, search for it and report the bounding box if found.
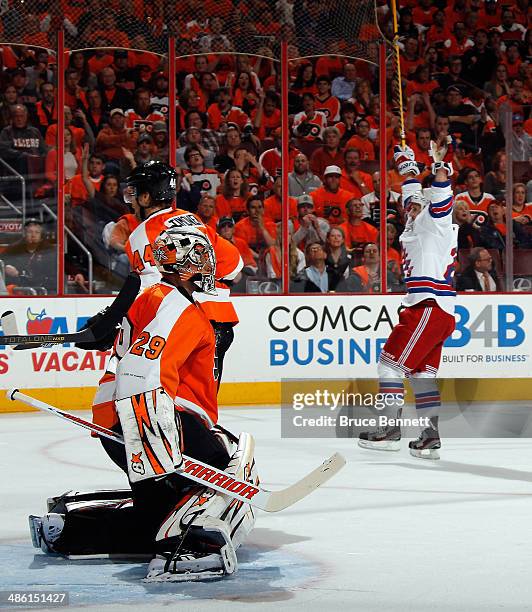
[0,0,530,294]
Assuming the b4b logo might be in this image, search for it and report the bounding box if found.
[445,305,525,348]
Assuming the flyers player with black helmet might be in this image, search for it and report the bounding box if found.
[123,161,242,381]
[33,225,258,582]
[91,161,242,440]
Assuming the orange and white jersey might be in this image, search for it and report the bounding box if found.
[125,109,165,131]
[315,95,341,124]
[184,169,221,198]
[125,207,243,323]
[115,282,218,426]
[454,191,494,219]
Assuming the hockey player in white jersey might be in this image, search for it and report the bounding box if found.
[358,138,458,459]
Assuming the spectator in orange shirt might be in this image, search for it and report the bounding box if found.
[124,87,165,132]
[252,91,281,140]
[184,55,210,92]
[315,76,341,124]
[311,166,353,225]
[215,168,249,221]
[195,194,218,230]
[345,118,376,161]
[351,242,382,293]
[454,168,495,220]
[412,0,436,29]
[264,176,297,222]
[386,223,402,274]
[502,43,523,80]
[66,146,104,208]
[64,68,87,112]
[400,37,423,79]
[233,196,276,254]
[207,87,250,132]
[335,102,358,145]
[95,108,136,162]
[234,147,270,195]
[443,21,474,59]
[45,105,89,150]
[33,82,56,138]
[511,183,532,224]
[405,64,440,98]
[411,127,433,169]
[340,148,374,198]
[349,79,372,118]
[425,10,452,49]
[197,72,220,113]
[310,126,344,177]
[87,45,114,76]
[232,70,260,115]
[292,93,327,141]
[339,199,378,250]
[217,216,257,272]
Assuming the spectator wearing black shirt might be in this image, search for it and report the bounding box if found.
[3,220,56,293]
[82,89,107,136]
[462,29,498,88]
[0,104,47,184]
[436,87,480,146]
[99,66,133,113]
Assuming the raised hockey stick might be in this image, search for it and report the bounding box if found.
[7,389,346,513]
[0,273,140,349]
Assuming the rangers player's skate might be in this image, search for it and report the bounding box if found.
[358,409,402,452]
[409,419,441,460]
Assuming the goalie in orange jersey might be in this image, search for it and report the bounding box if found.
[31,225,258,582]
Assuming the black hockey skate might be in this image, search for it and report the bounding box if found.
[358,424,401,452]
[409,424,441,460]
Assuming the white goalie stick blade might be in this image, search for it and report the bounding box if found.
[8,390,346,513]
[1,311,19,336]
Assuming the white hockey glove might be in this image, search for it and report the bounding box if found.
[430,136,454,177]
[393,145,420,176]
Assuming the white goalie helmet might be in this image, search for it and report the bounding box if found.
[152,226,217,295]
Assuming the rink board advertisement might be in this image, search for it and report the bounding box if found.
[0,294,530,411]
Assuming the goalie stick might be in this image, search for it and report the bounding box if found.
[7,389,346,513]
[0,273,140,349]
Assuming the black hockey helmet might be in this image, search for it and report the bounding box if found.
[124,160,178,204]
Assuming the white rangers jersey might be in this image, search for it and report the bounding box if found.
[400,179,458,316]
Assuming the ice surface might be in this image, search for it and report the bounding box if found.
[2,407,532,611]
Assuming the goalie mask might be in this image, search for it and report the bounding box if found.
[152,227,217,295]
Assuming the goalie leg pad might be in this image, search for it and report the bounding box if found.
[146,432,258,581]
[116,388,183,483]
[28,489,156,556]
